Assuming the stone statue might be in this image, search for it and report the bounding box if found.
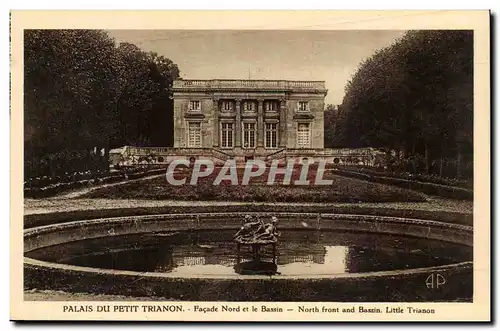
[254,216,279,242]
[234,215,280,275]
[234,215,279,244]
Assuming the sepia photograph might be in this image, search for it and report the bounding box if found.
[10,10,490,322]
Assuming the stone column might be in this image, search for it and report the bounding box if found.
[212,98,219,147]
[279,98,287,148]
[257,99,264,147]
[235,99,241,147]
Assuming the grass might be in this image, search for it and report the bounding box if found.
[341,166,473,189]
[331,169,473,200]
[81,164,426,203]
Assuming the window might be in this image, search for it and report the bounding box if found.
[221,101,233,111]
[265,101,278,111]
[297,123,310,147]
[298,101,309,112]
[220,123,234,148]
[187,122,202,147]
[243,101,256,111]
[189,101,201,111]
[243,122,256,148]
[265,123,278,148]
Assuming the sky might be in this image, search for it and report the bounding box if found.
[108,30,406,105]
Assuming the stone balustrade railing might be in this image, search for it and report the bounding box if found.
[118,146,385,164]
[124,146,211,156]
[173,79,326,91]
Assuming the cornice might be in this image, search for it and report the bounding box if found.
[293,113,315,121]
[184,112,206,120]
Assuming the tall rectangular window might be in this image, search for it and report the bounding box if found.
[243,122,256,148]
[265,101,278,111]
[187,122,202,147]
[189,100,201,111]
[298,101,309,112]
[243,101,256,111]
[220,123,234,148]
[221,101,233,111]
[265,123,278,148]
[297,123,310,147]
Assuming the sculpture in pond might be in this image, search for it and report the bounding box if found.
[234,215,279,244]
[234,215,280,275]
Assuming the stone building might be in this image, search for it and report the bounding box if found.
[171,79,328,159]
[113,79,384,166]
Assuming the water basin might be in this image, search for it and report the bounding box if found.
[26,230,471,276]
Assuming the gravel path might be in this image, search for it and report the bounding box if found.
[24,196,472,216]
[23,167,472,216]
[53,174,164,199]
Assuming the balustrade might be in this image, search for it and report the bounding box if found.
[173,79,326,91]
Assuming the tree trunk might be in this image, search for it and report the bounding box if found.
[439,158,444,177]
[86,148,92,172]
[456,147,462,179]
[104,147,110,173]
[49,158,56,178]
[424,143,430,175]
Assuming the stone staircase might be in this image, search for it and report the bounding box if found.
[265,149,287,162]
[211,148,234,162]
[211,148,289,166]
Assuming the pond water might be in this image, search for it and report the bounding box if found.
[26,230,472,276]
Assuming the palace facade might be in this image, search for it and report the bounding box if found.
[111,79,384,167]
[171,79,328,158]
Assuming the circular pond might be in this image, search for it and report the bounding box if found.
[24,212,473,301]
[26,230,471,276]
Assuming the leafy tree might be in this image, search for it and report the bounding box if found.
[24,30,180,178]
[146,51,180,146]
[324,104,344,147]
[24,30,117,153]
[338,30,473,178]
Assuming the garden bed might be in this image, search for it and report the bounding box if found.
[331,169,473,200]
[80,165,427,203]
[24,167,167,199]
[341,166,473,189]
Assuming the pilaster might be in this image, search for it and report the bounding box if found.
[279,98,287,148]
[257,99,264,147]
[212,98,219,147]
[235,99,242,147]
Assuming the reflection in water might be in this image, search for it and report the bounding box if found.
[26,230,472,276]
[276,246,348,276]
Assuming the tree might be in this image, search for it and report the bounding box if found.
[24,30,180,178]
[24,30,118,153]
[324,104,344,147]
[24,30,119,177]
[146,51,180,146]
[338,30,473,178]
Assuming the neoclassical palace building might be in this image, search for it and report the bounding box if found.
[171,79,327,158]
[111,79,383,166]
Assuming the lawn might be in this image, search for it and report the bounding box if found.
[81,164,426,203]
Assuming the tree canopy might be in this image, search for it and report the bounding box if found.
[334,30,473,178]
[24,29,180,177]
